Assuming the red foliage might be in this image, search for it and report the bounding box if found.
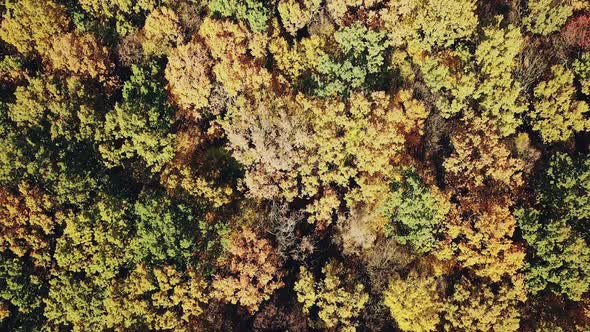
[563,14,590,50]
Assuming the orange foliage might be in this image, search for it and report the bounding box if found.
[211,228,284,312]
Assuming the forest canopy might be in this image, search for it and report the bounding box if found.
[1,0,590,331]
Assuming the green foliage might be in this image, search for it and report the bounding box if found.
[516,153,590,300]
[381,171,450,254]
[97,62,175,173]
[313,23,389,97]
[208,0,269,32]
[0,123,101,206]
[130,191,198,265]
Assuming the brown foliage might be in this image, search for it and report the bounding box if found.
[563,14,590,49]
[47,32,115,84]
[0,184,56,267]
[444,119,524,200]
[211,228,284,312]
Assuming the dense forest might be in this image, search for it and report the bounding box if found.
[0,0,590,330]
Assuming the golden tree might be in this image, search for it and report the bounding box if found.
[165,39,213,119]
[383,271,443,332]
[294,262,369,331]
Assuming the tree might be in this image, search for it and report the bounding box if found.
[199,18,271,98]
[221,89,428,224]
[523,0,573,36]
[573,52,590,96]
[141,7,183,57]
[516,153,590,300]
[129,191,199,265]
[97,62,175,173]
[207,0,269,32]
[278,0,322,36]
[104,263,209,330]
[383,271,443,332]
[0,55,26,85]
[46,32,114,83]
[380,0,478,51]
[443,276,526,331]
[165,39,213,119]
[417,0,478,50]
[0,183,56,267]
[474,23,528,136]
[313,23,389,97]
[294,262,369,331]
[160,127,237,208]
[53,194,132,287]
[530,64,589,143]
[9,75,101,142]
[0,0,70,56]
[77,0,159,35]
[563,14,590,49]
[211,228,284,312]
[0,254,44,321]
[444,120,524,198]
[44,273,107,331]
[380,170,451,254]
[448,202,526,282]
[269,32,325,82]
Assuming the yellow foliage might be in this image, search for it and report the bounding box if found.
[199,18,271,97]
[448,203,525,282]
[444,120,524,195]
[269,30,325,81]
[165,39,213,117]
[161,164,233,208]
[222,89,428,224]
[523,0,573,36]
[474,23,527,136]
[104,263,208,330]
[199,18,249,60]
[443,276,526,331]
[142,7,183,56]
[380,0,477,50]
[530,65,590,143]
[278,0,321,36]
[47,32,114,83]
[0,303,9,322]
[0,0,70,55]
[383,271,443,332]
[294,262,369,330]
[327,0,360,24]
